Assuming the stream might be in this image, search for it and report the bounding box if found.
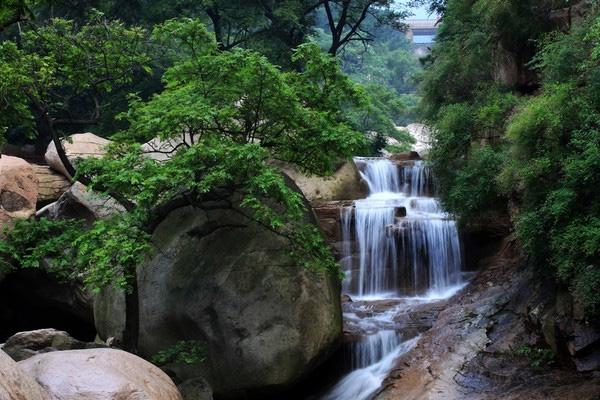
[322,157,466,400]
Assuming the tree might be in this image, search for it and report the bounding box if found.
[421,0,600,318]
[76,20,370,350]
[408,0,447,15]
[0,0,33,32]
[0,13,150,199]
[320,0,407,55]
[1,18,372,351]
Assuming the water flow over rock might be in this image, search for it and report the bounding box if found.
[342,157,463,298]
[324,157,464,400]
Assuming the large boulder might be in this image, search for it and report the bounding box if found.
[37,181,124,223]
[95,203,342,398]
[32,164,71,204]
[0,350,50,400]
[2,328,102,362]
[0,155,38,230]
[45,133,111,179]
[398,123,432,157]
[18,348,182,400]
[276,160,367,202]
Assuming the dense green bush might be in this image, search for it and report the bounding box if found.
[424,0,600,317]
[429,88,517,218]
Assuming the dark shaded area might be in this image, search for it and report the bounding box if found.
[461,212,513,272]
[0,269,96,342]
[233,344,348,400]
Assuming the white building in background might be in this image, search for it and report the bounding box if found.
[405,19,438,56]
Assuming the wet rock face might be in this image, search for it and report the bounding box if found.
[178,377,213,400]
[341,298,447,343]
[312,200,354,244]
[18,348,182,400]
[533,286,600,372]
[95,203,342,399]
[374,238,600,400]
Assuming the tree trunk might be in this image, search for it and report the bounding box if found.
[206,8,224,50]
[123,274,140,353]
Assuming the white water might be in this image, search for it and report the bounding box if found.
[343,158,463,298]
[323,157,464,400]
[323,336,419,400]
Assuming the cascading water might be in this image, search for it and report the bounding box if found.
[342,158,463,298]
[323,157,465,400]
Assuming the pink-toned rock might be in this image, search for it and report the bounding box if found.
[45,133,111,178]
[0,350,51,400]
[32,164,71,203]
[0,155,38,231]
[18,348,182,400]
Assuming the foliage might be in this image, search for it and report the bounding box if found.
[445,145,505,220]
[1,17,382,296]
[75,19,370,277]
[0,215,150,293]
[151,340,206,366]
[427,88,517,218]
[501,14,600,316]
[515,345,555,369]
[4,1,406,69]
[423,0,600,318]
[0,218,81,276]
[310,19,420,151]
[339,33,419,95]
[0,13,151,147]
[73,217,152,292]
[0,0,34,32]
[345,83,415,153]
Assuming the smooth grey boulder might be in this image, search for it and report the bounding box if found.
[37,181,124,223]
[95,201,342,398]
[18,348,182,400]
[2,328,104,362]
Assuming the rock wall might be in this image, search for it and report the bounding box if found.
[374,236,600,400]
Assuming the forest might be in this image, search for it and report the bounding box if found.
[0,1,599,400]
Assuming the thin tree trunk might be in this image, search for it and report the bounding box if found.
[123,275,140,353]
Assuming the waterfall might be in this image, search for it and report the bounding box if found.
[324,157,464,400]
[358,158,401,193]
[401,160,433,197]
[343,157,462,298]
[323,336,418,400]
